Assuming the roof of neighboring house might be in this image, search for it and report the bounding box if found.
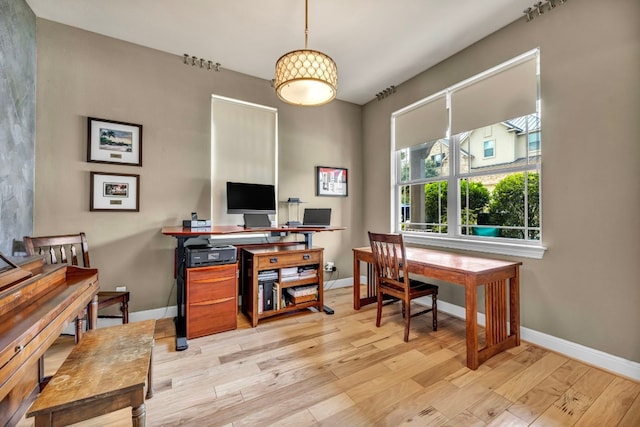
[503,115,541,134]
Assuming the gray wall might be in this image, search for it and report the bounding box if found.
[33,19,363,313]
[0,0,35,255]
[4,0,638,366]
[362,0,640,362]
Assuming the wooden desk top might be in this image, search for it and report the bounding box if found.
[162,225,345,237]
[27,319,156,416]
[353,246,521,275]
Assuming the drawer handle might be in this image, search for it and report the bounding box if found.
[303,254,310,260]
[270,257,278,263]
[15,344,24,353]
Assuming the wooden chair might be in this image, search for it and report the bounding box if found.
[368,232,438,342]
[23,233,130,331]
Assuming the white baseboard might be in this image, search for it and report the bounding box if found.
[61,306,177,335]
[324,277,354,290]
[414,298,640,381]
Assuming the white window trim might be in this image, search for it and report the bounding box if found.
[403,232,546,259]
[390,49,546,260]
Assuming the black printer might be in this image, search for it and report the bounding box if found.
[185,244,237,267]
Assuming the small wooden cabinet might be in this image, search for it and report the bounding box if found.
[185,263,237,339]
[241,245,323,327]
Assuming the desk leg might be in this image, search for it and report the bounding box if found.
[353,253,378,310]
[510,269,521,346]
[353,253,361,310]
[465,278,479,370]
[175,237,188,351]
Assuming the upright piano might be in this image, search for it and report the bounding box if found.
[0,254,99,426]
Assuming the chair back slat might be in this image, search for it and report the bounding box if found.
[24,233,91,268]
[368,232,409,292]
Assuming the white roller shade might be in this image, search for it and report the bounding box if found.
[211,95,277,225]
[451,55,537,134]
[394,94,447,150]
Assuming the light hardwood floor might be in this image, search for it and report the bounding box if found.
[18,287,640,426]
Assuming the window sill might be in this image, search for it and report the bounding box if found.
[402,233,546,259]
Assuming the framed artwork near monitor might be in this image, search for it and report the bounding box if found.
[316,166,348,197]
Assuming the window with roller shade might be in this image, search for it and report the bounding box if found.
[392,49,543,257]
[211,95,278,226]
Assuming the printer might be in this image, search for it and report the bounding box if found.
[185,244,237,268]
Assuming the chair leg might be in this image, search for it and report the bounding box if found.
[432,293,438,331]
[404,300,411,342]
[376,290,383,327]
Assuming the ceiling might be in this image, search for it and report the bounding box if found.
[25,0,532,105]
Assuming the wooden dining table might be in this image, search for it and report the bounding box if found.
[352,246,522,370]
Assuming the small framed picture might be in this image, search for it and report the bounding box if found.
[87,117,142,166]
[90,172,140,212]
[316,166,348,197]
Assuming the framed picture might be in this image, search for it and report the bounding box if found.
[316,166,348,197]
[87,117,142,166]
[90,172,140,212]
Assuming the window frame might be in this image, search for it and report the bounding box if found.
[391,49,545,259]
[528,131,541,152]
[483,139,495,158]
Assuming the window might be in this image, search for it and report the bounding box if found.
[392,50,544,258]
[211,95,278,225]
[483,140,495,158]
[528,131,541,152]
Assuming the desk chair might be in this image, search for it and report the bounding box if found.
[23,232,130,334]
[368,232,438,342]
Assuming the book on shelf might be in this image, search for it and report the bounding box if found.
[298,266,317,278]
[258,270,278,281]
[258,283,263,314]
[281,267,298,276]
[263,281,274,311]
[272,282,280,310]
[280,266,299,282]
[286,285,318,297]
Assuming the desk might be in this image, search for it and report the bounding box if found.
[352,246,521,370]
[162,225,344,350]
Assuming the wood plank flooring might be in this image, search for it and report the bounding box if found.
[17,287,640,426]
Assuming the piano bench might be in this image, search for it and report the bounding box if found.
[27,320,155,427]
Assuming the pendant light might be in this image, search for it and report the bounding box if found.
[274,0,337,106]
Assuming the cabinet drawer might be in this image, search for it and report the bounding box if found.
[187,279,236,304]
[187,264,236,284]
[257,250,321,269]
[187,298,237,339]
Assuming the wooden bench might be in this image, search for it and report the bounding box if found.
[27,320,155,427]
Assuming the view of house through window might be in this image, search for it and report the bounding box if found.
[393,50,541,246]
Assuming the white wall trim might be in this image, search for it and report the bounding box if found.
[414,298,640,381]
[62,305,177,334]
[324,277,354,290]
